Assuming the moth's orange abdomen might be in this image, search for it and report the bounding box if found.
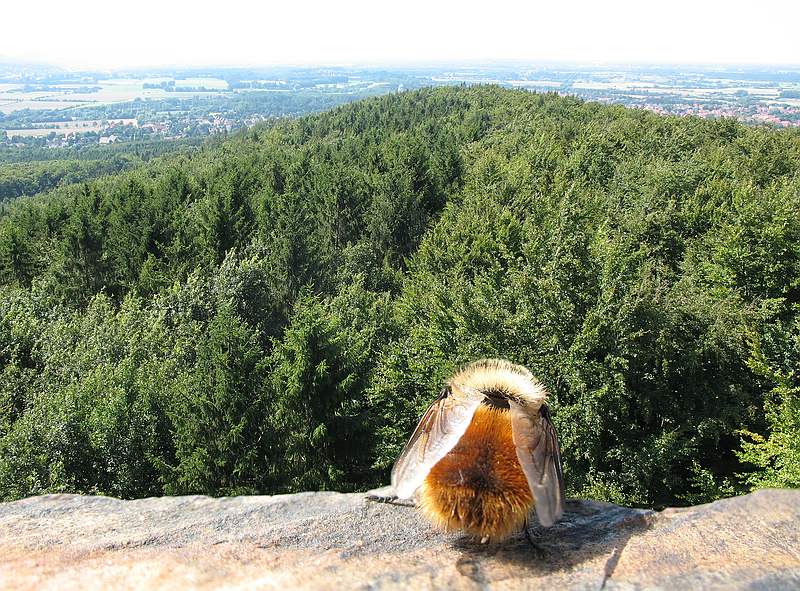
[418,405,534,541]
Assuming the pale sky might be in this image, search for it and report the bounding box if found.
[2,0,799,69]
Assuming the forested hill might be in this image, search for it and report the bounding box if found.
[0,86,798,507]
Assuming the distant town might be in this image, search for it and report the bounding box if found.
[1,62,799,155]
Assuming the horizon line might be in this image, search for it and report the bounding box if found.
[2,56,800,73]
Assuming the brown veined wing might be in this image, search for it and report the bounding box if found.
[508,401,565,527]
[391,385,484,499]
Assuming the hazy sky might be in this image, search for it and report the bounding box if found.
[2,0,799,69]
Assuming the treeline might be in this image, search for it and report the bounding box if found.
[0,138,213,207]
[0,136,208,165]
[0,157,138,203]
[0,87,798,506]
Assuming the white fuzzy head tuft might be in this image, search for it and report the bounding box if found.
[448,358,547,407]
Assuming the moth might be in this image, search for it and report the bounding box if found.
[390,358,565,542]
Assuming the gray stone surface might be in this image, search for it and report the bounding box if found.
[0,487,798,590]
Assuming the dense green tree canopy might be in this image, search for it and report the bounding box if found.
[0,86,798,506]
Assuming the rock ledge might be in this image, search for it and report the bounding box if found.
[1,488,798,590]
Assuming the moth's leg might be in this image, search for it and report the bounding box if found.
[364,493,397,503]
[364,494,415,507]
[523,521,535,546]
[522,519,546,557]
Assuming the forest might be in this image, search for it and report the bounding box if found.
[0,86,798,507]
[0,137,211,203]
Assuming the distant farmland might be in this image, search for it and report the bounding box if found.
[0,78,229,114]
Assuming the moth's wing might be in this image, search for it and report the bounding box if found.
[391,386,484,499]
[509,401,565,527]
